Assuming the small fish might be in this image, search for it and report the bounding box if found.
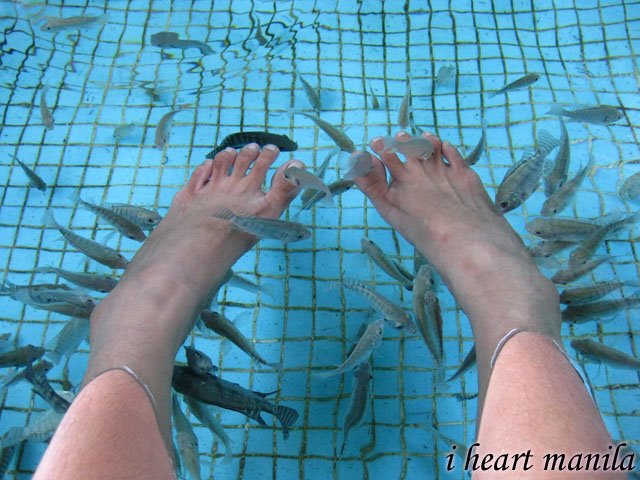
[541,155,594,216]
[447,344,476,382]
[253,16,269,46]
[571,339,640,371]
[560,281,635,305]
[428,424,469,465]
[547,104,624,125]
[298,179,354,213]
[490,73,540,98]
[369,83,380,109]
[154,108,189,149]
[107,203,163,229]
[544,118,570,196]
[113,122,136,140]
[183,397,234,464]
[45,316,90,364]
[200,310,279,370]
[526,217,602,241]
[36,266,118,293]
[568,213,640,268]
[317,320,384,378]
[300,149,338,205]
[562,292,640,322]
[435,64,456,87]
[172,366,299,439]
[343,152,374,181]
[172,394,201,480]
[12,156,47,191]
[284,166,333,205]
[28,286,96,309]
[413,265,443,364]
[298,112,356,154]
[383,135,434,160]
[226,270,272,297]
[0,345,45,368]
[184,345,216,376]
[39,86,54,130]
[340,279,416,333]
[362,238,413,289]
[213,208,311,243]
[340,361,372,456]
[296,71,321,111]
[151,31,213,55]
[551,256,612,284]
[206,131,298,159]
[464,119,487,166]
[13,294,94,318]
[528,239,576,258]
[0,360,53,393]
[77,197,147,242]
[619,171,640,203]
[41,15,106,32]
[44,209,129,269]
[25,363,71,414]
[495,130,559,213]
[397,81,411,129]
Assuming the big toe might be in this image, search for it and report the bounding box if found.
[264,160,305,217]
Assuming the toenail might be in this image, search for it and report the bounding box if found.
[224,147,236,153]
[371,136,383,143]
[243,143,259,151]
[424,131,434,136]
[264,144,278,152]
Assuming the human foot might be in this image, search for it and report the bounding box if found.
[354,132,562,404]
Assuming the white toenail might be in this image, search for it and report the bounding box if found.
[264,144,278,151]
[244,143,259,151]
[224,147,235,153]
[371,136,383,143]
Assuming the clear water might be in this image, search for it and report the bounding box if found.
[0,0,639,478]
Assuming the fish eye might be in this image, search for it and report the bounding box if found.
[499,201,509,209]
[534,230,541,235]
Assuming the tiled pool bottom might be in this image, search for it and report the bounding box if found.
[1,0,640,478]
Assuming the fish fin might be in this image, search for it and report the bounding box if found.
[546,104,565,116]
[0,426,23,449]
[537,129,559,153]
[255,414,267,426]
[253,389,278,398]
[212,207,237,222]
[274,404,299,430]
[42,208,59,229]
[392,259,414,285]
[313,369,338,380]
[320,190,334,206]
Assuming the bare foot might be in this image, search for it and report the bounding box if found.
[84,143,303,448]
[354,132,561,408]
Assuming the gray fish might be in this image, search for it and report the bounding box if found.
[4,282,96,309]
[340,361,372,456]
[184,345,216,376]
[200,310,279,370]
[284,166,333,205]
[172,394,201,480]
[0,360,53,394]
[435,64,456,87]
[495,130,559,213]
[544,118,570,196]
[151,31,213,56]
[317,320,384,378]
[25,363,70,414]
[447,344,476,382]
[12,156,47,191]
[298,112,356,154]
[77,197,147,242]
[397,81,411,129]
[155,108,189,149]
[383,135,434,160]
[571,339,640,371]
[562,292,640,322]
[44,209,129,269]
[464,119,487,166]
[547,104,624,125]
[551,256,612,284]
[253,16,269,46]
[541,155,594,216]
[413,249,428,274]
[183,396,234,464]
[526,217,602,241]
[413,265,443,364]
[107,203,163,229]
[296,71,321,111]
[299,149,338,206]
[528,239,576,258]
[41,14,106,32]
[619,171,640,203]
[362,237,413,290]
[45,316,90,364]
[39,86,54,130]
[343,152,374,181]
[226,270,272,297]
[0,345,45,368]
[490,73,540,98]
[298,179,354,213]
[213,208,311,243]
[341,279,416,333]
[36,266,118,293]
[560,281,635,305]
[113,122,136,140]
[172,366,299,439]
[369,83,380,109]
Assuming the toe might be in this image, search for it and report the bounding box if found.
[187,159,214,192]
[263,159,305,217]
[354,153,390,203]
[232,143,260,178]
[369,135,406,180]
[247,144,280,187]
[211,148,237,179]
[442,141,467,170]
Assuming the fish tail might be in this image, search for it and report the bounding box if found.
[546,104,565,116]
[537,129,559,154]
[212,207,237,222]
[340,434,348,457]
[42,208,59,230]
[274,404,299,431]
[320,190,334,206]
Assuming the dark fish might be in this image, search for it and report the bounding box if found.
[547,104,623,125]
[560,281,634,305]
[490,73,540,98]
[206,132,298,159]
[561,292,640,322]
[1,360,53,392]
[464,119,487,166]
[172,366,298,439]
[151,31,213,55]
[0,444,16,477]
[12,156,47,191]
[184,345,216,376]
[447,344,476,381]
[76,197,147,242]
[297,113,356,154]
[24,363,70,414]
[340,361,372,456]
[297,179,354,213]
[107,204,162,229]
[0,345,45,368]
[543,118,570,196]
[551,256,612,284]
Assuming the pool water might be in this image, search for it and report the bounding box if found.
[0,0,638,478]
